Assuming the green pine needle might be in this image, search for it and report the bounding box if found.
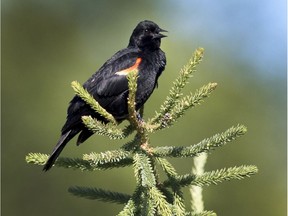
[151,47,205,124]
[26,152,49,165]
[68,186,131,204]
[170,83,217,121]
[25,152,133,170]
[172,193,187,216]
[83,150,131,165]
[156,157,178,177]
[133,153,156,187]
[140,188,157,216]
[149,187,173,216]
[127,70,138,126]
[54,157,95,171]
[25,153,95,171]
[163,165,258,188]
[156,82,217,129]
[71,81,117,124]
[117,199,136,216]
[152,124,247,157]
[81,116,126,139]
[194,165,259,187]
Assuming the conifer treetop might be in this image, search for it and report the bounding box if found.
[26,48,258,216]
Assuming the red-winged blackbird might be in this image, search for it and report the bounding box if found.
[43,20,167,171]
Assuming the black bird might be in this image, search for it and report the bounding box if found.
[43,20,167,171]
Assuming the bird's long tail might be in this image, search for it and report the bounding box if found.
[43,130,78,171]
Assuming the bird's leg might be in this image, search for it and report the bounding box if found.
[136,112,145,123]
[136,106,145,123]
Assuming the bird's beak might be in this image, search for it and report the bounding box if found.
[154,28,168,39]
[159,28,168,33]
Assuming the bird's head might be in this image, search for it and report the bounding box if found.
[129,20,167,50]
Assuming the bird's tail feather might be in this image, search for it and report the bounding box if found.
[43,130,78,171]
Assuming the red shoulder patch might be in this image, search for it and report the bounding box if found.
[116,58,142,76]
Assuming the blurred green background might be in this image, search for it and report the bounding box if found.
[2,0,286,215]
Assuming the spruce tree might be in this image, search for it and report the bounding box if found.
[26,48,258,215]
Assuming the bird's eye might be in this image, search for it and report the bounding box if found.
[144,29,149,33]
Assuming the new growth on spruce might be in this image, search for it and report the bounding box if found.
[26,48,258,216]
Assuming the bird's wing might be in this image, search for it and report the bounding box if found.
[62,48,141,133]
[94,58,142,98]
[84,48,141,98]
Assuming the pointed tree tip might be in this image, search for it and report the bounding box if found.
[197,47,205,53]
[210,82,218,89]
[237,124,248,133]
[71,80,78,86]
[195,47,205,57]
